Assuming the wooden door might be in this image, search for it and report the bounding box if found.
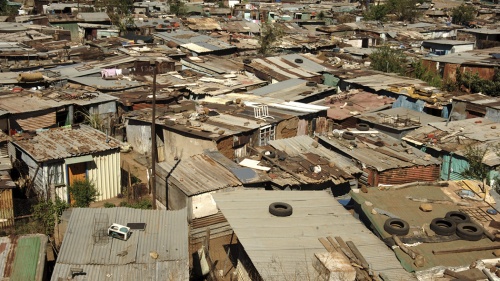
[68,163,86,204]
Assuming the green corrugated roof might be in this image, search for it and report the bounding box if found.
[11,236,41,281]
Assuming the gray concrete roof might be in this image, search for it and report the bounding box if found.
[51,207,189,281]
[213,190,416,281]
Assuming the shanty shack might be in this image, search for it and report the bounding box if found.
[355,107,445,140]
[0,234,48,281]
[266,135,362,195]
[155,153,243,220]
[319,132,441,187]
[51,208,189,281]
[213,190,415,281]
[125,97,328,161]
[402,117,500,183]
[9,125,121,203]
[449,94,500,122]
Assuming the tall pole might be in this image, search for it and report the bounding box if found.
[150,60,157,209]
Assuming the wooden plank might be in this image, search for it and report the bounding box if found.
[433,244,500,255]
[346,241,369,269]
[318,237,335,252]
[326,236,341,252]
[334,236,357,261]
[335,237,371,281]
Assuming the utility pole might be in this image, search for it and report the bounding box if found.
[150,60,157,210]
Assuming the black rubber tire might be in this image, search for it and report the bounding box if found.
[342,131,355,140]
[445,211,471,224]
[306,81,317,87]
[243,58,252,64]
[269,202,293,217]
[456,222,484,241]
[295,58,303,63]
[356,123,370,131]
[430,218,457,236]
[384,218,410,236]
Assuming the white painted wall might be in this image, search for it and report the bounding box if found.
[191,192,218,219]
[88,150,121,201]
[451,44,474,53]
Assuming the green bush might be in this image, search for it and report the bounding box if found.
[69,179,100,207]
[119,199,153,209]
[104,202,116,208]
[32,197,69,235]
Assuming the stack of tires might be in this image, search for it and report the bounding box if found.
[384,211,484,241]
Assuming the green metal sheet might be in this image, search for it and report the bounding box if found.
[322,73,339,87]
[441,154,469,181]
[11,236,41,281]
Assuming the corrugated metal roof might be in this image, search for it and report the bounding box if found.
[68,77,144,90]
[204,93,330,114]
[344,74,429,92]
[54,55,137,78]
[402,118,500,167]
[10,236,42,281]
[13,125,121,162]
[76,12,110,22]
[51,263,188,281]
[51,207,189,281]
[269,135,362,175]
[422,39,474,45]
[357,107,446,129]
[281,53,332,73]
[154,30,235,53]
[204,151,269,184]
[158,154,242,196]
[0,234,47,281]
[0,94,63,114]
[249,78,335,101]
[319,132,441,171]
[213,190,416,281]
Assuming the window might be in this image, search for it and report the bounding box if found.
[259,125,275,146]
[48,164,65,186]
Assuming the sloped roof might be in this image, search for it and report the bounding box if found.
[13,125,121,162]
[213,190,416,281]
[158,154,242,196]
[51,208,189,281]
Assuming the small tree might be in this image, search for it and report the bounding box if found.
[32,197,69,235]
[170,0,187,16]
[386,0,421,23]
[369,45,408,75]
[258,21,284,56]
[412,60,442,88]
[95,0,134,35]
[69,179,99,207]
[451,4,477,25]
[461,145,490,192]
[0,0,18,17]
[363,4,389,22]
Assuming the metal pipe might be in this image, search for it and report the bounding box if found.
[151,61,157,210]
